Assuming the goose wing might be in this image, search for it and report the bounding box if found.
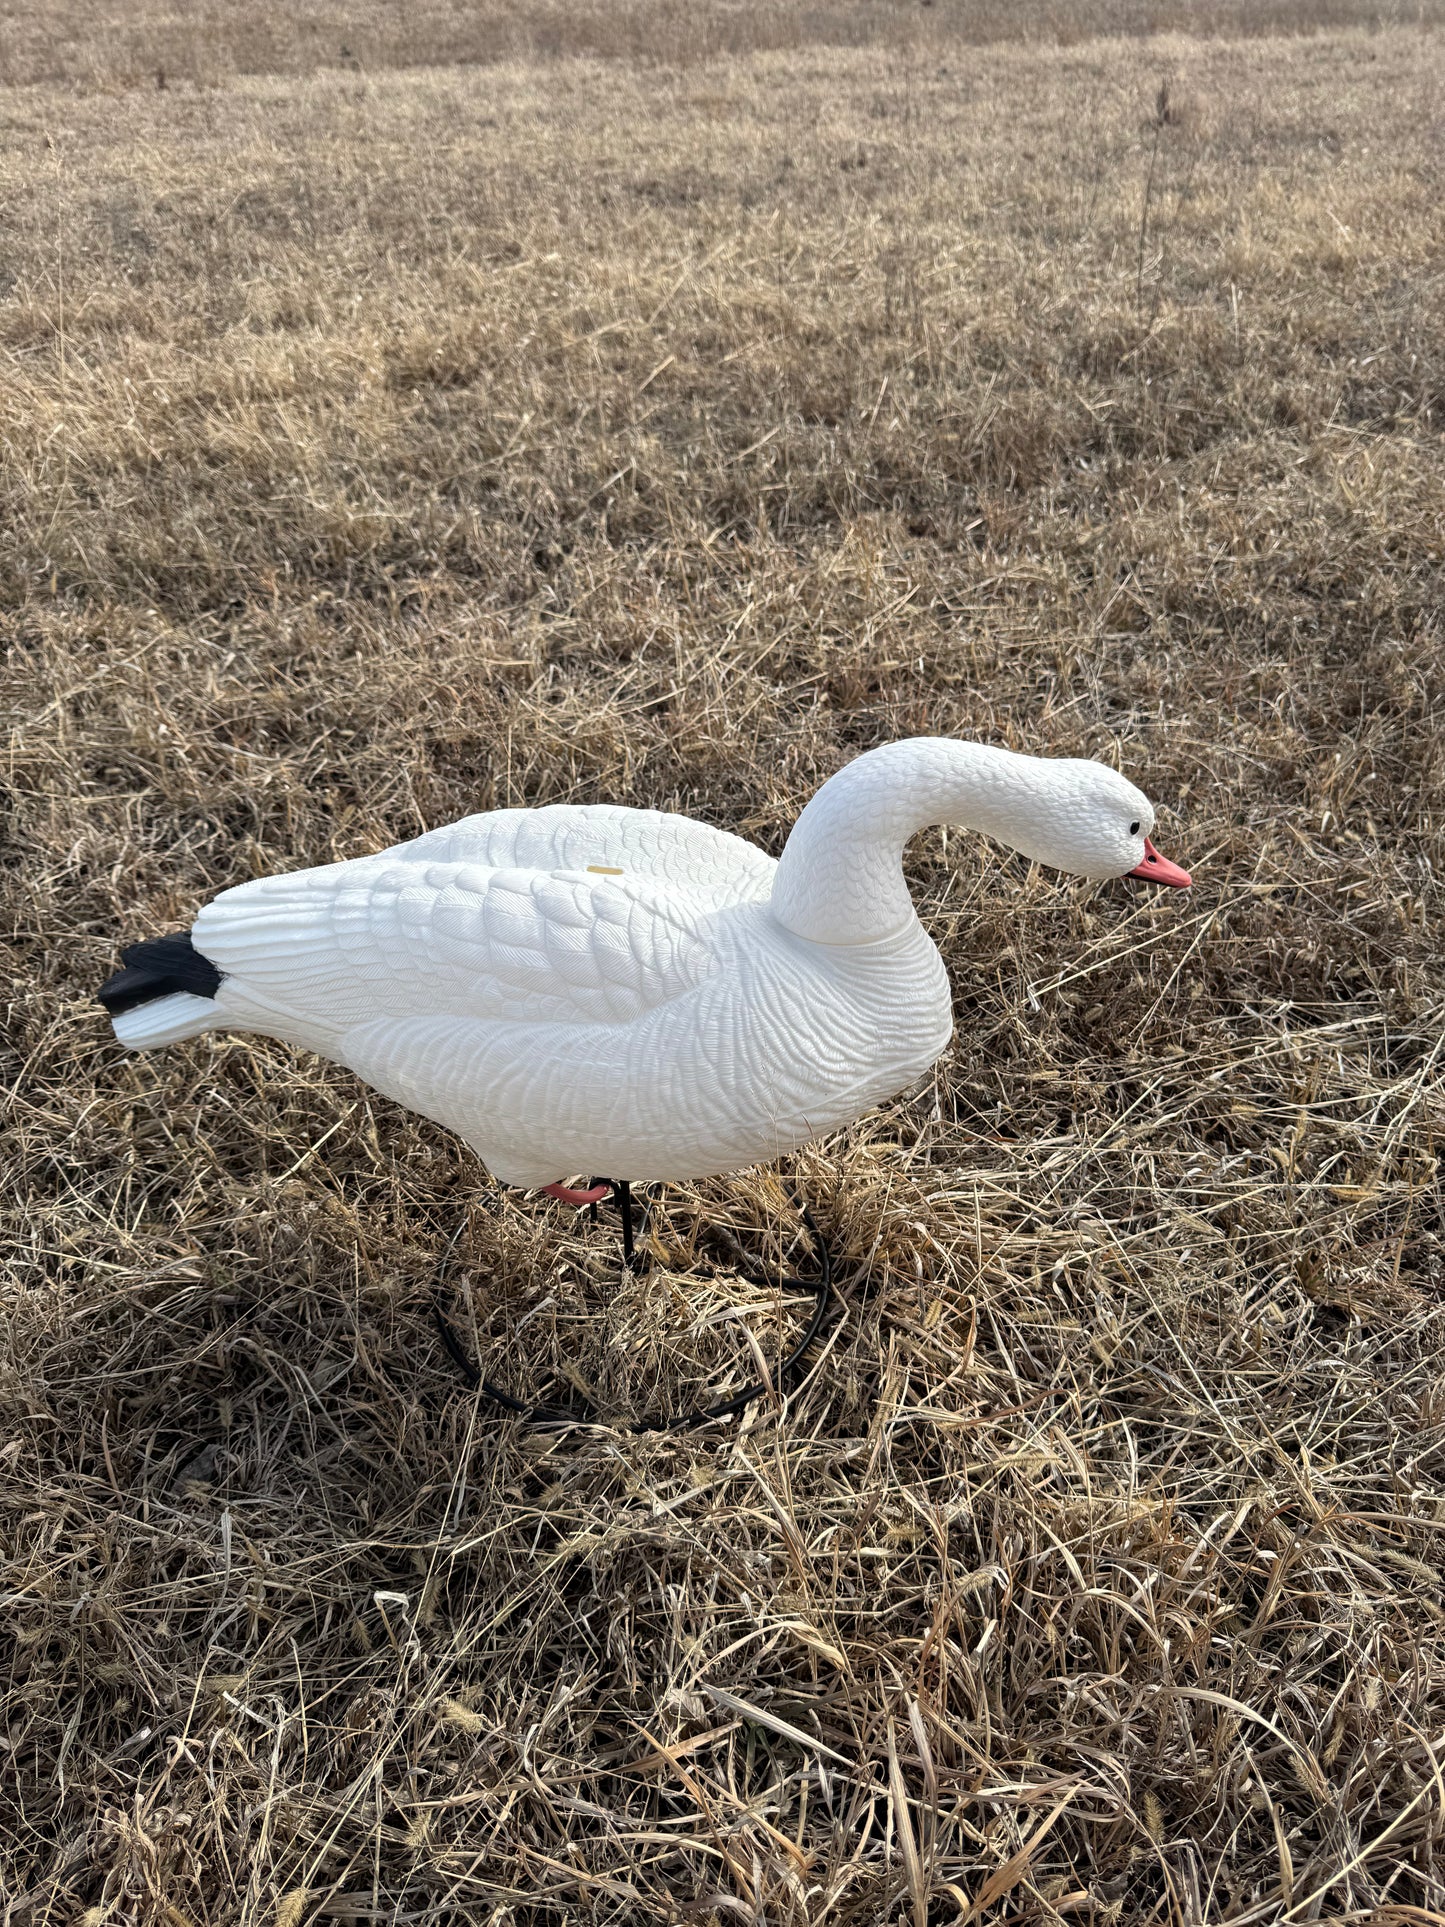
[192,854,717,1041]
[393,803,776,905]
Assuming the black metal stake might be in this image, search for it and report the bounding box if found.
[432,1182,836,1433]
[615,1179,636,1270]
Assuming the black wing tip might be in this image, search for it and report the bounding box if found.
[98,931,221,1015]
[98,965,166,1016]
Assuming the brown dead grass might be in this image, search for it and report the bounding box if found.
[5,0,1445,89]
[3,8,1445,1924]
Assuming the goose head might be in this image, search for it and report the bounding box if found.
[996,758,1192,889]
[772,738,1192,946]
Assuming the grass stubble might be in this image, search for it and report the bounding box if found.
[3,3,1445,1921]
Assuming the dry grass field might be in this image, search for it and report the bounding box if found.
[4,4,1445,1922]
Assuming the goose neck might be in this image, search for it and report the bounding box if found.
[769,738,1040,946]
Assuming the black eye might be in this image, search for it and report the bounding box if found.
[1129,821,1141,837]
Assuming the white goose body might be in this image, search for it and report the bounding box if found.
[103,740,1188,1185]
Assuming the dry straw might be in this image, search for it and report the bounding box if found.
[2,4,1444,1921]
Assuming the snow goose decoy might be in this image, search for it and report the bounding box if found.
[99,738,1190,1419]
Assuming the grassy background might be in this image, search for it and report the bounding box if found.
[3,4,1445,1922]
[6,0,1445,88]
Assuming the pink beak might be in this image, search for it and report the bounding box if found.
[1127,836,1192,889]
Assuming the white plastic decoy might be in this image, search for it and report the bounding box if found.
[99,739,1190,1192]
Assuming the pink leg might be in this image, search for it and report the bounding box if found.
[543,1180,612,1207]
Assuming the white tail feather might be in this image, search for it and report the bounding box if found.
[110,992,221,1049]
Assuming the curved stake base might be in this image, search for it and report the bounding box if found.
[432,1183,835,1433]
